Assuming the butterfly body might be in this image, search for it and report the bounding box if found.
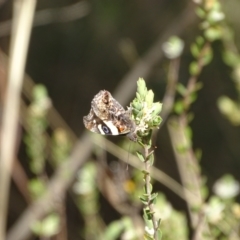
[83,90,137,141]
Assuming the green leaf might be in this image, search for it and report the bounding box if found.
[202,46,213,66]
[144,208,150,217]
[145,90,154,107]
[144,183,153,194]
[136,151,145,162]
[31,213,60,237]
[157,229,162,240]
[174,100,184,114]
[137,78,147,98]
[142,170,149,176]
[140,196,149,205]
[157,218,161,228]
[189,92,198,104]
[144,234,154,240]
[190,43,200,58]
[33,84,48,101]
[222,51,240,67]
[150,192,158,202]
[189,61,200,76]
[28,178,46,199]
[218,96,235,115]
[136,92,142,100]
[103,219,125,240]
[152,102,162,116]
[204,27,222,42]
[142,130,152,147]
[136,110,144,119]
[145,208,154,219]
[148,152,154,166]
[184,126,192,140]
[196,36,205,47]
[176,83,187,96]
[137,140,145,148]
[195,7,206,19]
[176,143,190,153]
[41,214,60,237]
[152,116,162,127]
[131,100,143,111]
[146,150,154,160]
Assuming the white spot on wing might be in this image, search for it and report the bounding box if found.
[103,121,119,135]
[98,124,105,135]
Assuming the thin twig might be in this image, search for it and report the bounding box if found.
[167,42,212,236]
[152,57,180,144]
[143,145,159,239]
[167,117,203,225]
[161,58,180,122]
[191,210,208,240]
[0,0,36,239]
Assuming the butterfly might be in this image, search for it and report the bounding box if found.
[83,90,137,141]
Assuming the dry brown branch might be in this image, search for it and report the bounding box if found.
[167,42,212,239]
[168,117,212,240]
[161,58,180,122]
[167,117,203,220]
[0,0,36,239]
[152,56,180,144]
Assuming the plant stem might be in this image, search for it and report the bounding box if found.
[144,145,159,240]
[0,1,36,239]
